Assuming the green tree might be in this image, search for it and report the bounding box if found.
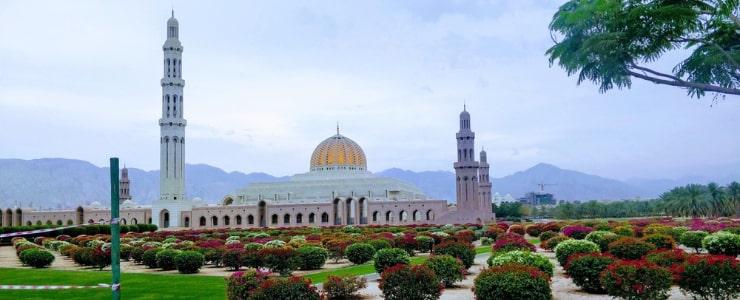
[547,0,740,99]
[728,181,740,216]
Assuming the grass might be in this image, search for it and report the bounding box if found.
[0,268,226,300]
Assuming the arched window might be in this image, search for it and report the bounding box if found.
[308,213,315,223]
[372,211,379,222]
[321,213,329,223]
[131,218,138,225]
[211,216,218,226]
[223,215,230,226]
[166,58,171,77]
[271,214,278,224]
[247,215,254,225]
[283,214,290,224]
[385,211,392,222]
[183,217,189,227]
[236,215,242,225]
[296,213,303,224]
[199,217,206,226]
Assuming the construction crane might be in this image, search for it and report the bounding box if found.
[538,182,556,193]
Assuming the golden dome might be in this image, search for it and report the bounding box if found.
[310,133,367,172]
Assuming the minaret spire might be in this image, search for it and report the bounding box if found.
[336,122,340,135]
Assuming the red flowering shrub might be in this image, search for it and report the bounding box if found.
[608,237,655,260]
[525,224,544,238]
[641,234,675,250]
[453,229,476,243]
[562,225,594,240]
[600,260,672,300]
[492,232,536,253]
[433,241,476,269]
[379,264,442,300]
[508,224,525,235]
[565,252,620,294]
[473,265,551,300]
[247,276,321,300]
[325,239,347,263]
[259,247,302,276]
[482,227,506,240]
[672,254,740,300]
[222,248,244,271]
[542,222,561,233]
[395,233,420,256]
[645,248,692,269]
[322,275,367,300]
[225,269,269,300]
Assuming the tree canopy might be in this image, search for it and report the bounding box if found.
[547,0,740,99]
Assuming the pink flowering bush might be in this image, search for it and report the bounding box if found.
[600,260,672,300]
[225,269,269,300]
[379,264,443,300]
[562,225,594,240]
[246,276,321,300]
[473,265,551,300]
[492,233,536,253]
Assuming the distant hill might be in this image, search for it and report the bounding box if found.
[1,158,736,209]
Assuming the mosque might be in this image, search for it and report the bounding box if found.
[0,13,494,229]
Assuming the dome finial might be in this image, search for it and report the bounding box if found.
[336,122,340,135]
[464,99,466,111]
[172,5,174,18]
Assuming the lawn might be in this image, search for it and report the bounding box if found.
[0,268,226,300]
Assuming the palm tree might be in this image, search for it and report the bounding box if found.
[727,181,740,217]
[706,182,727,217]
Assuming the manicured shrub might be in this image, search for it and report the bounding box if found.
[19,248,55,268]
[492,233,536,253]
[239,248,262,270]
[642,234,675,250]
[585,230,619,253]
[453,229,476,243]
[373,248,410,274]
[680,230,708,253]
[665,226,690,242]
[608,237,655,261]
[59,244,79,257]
[174,250,205,274]
[246,276,321,300]
[702,231,740,257]
[565,252,620,294]
[297,246,328,270]
[645,248,692,269]
[540,235,569,251]
[322,275,367,300]
[423,254,466,287]
[480,237,493,245]
[345,242,376,265]
[473,265,551,300]
[525,224,543,237]
[553,239,600,268]
[222,248,244,271]
[259,247,302,276]
[368,238,392,251]
[72,247,94,266]
[673,254,740,300]
[90,244,112,270]
[415,235,435,252]
[119,244,134,261]
[202,246,225,266]
[482,227,506,240]
[129,247,145,263]
[538,230,557,242]
[508,224,525,235]
[155,249,181,270]
[324,239,348,263]
[142,248,163,269]
[612,225,634,237]
[379,264,442,300]
[600,260,672,300]
[432,241,476,269]
[487,250,554,277]
[563,225,594,240]
[225,269,269,300]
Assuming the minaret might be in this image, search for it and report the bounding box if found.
[119,165,132,204]
[153,11,187,229]
[453,105,480,213]
[478,148,492,216]
[159,10,186,202]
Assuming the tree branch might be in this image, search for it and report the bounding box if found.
[625,68,740,95]
[673,37,740,71]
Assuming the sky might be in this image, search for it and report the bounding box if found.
[1,0,739,182]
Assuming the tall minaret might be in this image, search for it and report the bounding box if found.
[453,105,480,212]
[159,10,186,202]
[478,148,492,216]
[153,11,187,229]
[119,166,132,204]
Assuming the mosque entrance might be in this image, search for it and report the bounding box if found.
[161,210,170,228]
[258,201,266,227]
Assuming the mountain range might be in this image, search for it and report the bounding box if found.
[0,158,737,210]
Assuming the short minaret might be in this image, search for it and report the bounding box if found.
[119,166,132,204]
[153,11,188,229]
[453,106,480,213]
[478,148,493,217]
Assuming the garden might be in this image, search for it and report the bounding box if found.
[1,217,740,299]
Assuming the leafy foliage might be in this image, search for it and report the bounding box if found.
[378,264,442,300]
[344,243,375,265]
[565,252,620,294]
[672,254,740,300]
[702,231,740,257]
[547,0,740,98]
[19,248,55,268]
[423,254,467,287]
[553,239,600,267]
[322,275,367,300]
[680,230,709,253]
[225,269,269,300]
[246,276,321,300]
[297,246,328,270]
[487,250,554,277]
[373,248,410,274]
[432,241,476,269]
[600,260,672,300]
[174,250,205,274]
[473,265,551,300]
[608,237,655,261]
